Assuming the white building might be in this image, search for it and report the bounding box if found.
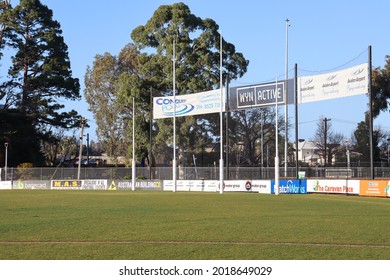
[296,140,321,166]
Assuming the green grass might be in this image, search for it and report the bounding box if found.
[0,190,390,259]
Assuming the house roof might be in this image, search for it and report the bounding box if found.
[297,140,318,150]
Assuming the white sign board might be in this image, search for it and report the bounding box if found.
[298,63,368,104]
[153,89,225,119]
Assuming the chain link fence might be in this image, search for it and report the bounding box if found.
[1,166,390,181]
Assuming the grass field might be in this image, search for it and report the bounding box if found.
[0,190,390,260]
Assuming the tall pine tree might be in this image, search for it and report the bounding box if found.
[0,0,80,165]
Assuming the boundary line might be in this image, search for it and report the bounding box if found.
[1,240,390,248]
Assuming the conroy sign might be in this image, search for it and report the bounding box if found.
[153,89,225,119]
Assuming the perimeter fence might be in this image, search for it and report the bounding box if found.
[1,166,390,181]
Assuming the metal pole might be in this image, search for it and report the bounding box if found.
[132,97,136,191]
[77,117,85,180]
[172,40,177,192]
[261,110,264,177]
[345,139,350,169]
[294,63,299,179]
[219,33,224,194]
[275,78,280,195]
[225,77,230,180]
[149,88,153,179]
[284,18,290,178]
[4,142,8,181]
[368,45,374,179]
[387,138,390,166]
[86,133,89,166]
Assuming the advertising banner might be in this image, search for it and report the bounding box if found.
[229,79,294,110]
[163,180,271,193]
[82,180,107,190]
[234,82,284,109]
[298,63,368,104]
[14,180,51,190]
[221,180,271,193]
[107,180,162,190]
[163,180,219,192]
[252,180,272,194]
[0,181,12,190]
[153,89,225,119]
[271,180,307,194]
[307,179,359,194]
[51,180,82,189]
[360,180,390,197]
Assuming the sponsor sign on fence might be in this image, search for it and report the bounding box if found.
[222,180,271,193]
[163,180,271,193]
[306,179,360,194]
[107,180,162,190]
[271,180,307,194]
[51,180,107,190]
[52,180,82,189]
[359,180,390,197]
[15,180,51,189]
[163,180,218,192]
[0,181,12,190]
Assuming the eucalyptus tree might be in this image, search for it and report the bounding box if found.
[84,44,149,165]
[130,2,248,168]
[372,56,390,118]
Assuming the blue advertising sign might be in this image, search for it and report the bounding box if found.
[271,179,307,194]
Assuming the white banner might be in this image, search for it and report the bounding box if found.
[163,180,271,193]
[0,181,12,190]
[153,89,225,119]
[163,180,218,192]
[307,179,360,194]
[298,63,368,104]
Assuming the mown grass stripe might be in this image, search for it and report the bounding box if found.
[1,240,390,248]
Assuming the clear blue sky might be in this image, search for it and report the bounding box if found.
[15,0,390,141]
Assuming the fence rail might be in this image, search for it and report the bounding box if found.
[1,166,390,181]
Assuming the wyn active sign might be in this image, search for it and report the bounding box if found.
[236,82,284,109]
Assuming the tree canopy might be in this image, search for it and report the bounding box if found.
[0,0,80,166]
[372,56,390,118]
[84,2,249,168]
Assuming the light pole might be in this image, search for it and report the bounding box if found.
[274,78,280,195]
[172,40,177,192]
[387,138,390,166]
[219,33,224,194]
[345,139,350,170]
[132,97,136,191]
[284,18,290,178]
[4,142,8,180]
[77,117,85,180]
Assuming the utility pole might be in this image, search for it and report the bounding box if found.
[77,117,86,180]
[323,117,331,166]
[86,133,90,167]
